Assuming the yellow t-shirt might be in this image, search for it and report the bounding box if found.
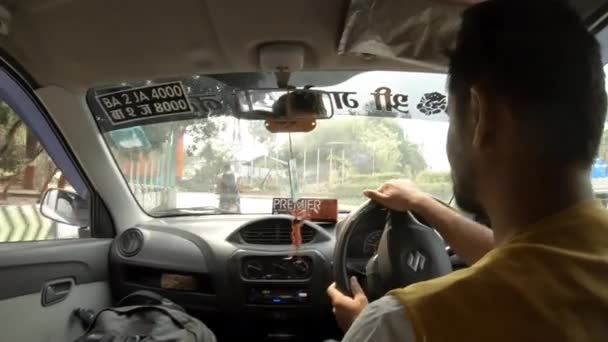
[389,200,608,342]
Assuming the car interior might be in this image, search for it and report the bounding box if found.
[1,1,608,341]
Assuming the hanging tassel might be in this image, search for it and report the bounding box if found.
[289,208,311,255]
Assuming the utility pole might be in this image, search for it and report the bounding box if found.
[250,159,254,180]
[372,150,376,175]
[341,148,345,182]
[316,148,320,186]
[329,147,333,184]
[303,148,307,186]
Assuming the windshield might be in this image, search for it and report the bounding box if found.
[87,71,452,215]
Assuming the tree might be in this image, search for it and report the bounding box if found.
[190,142,234,192]
[248,120,278,153]
[184,120,221,157]
[0,102,24,174]
[181,73,270,160]
[0,102,55,198]
[361,101,427,175]
[276,115,427,185]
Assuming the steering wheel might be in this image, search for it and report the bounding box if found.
[333,200,452,300]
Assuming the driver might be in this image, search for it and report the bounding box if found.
[328,0,608,341]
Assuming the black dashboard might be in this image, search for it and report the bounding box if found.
[108,212,463,340]
[109,213,362,339]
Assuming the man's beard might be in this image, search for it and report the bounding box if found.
[452,174,491,227]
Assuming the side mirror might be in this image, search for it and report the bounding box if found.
[40,188,90,227]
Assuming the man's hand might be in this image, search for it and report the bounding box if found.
[363,179,430,212]
[327,277,369,332]
[366,179,494,265]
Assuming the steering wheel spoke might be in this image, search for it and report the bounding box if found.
[345,258,368,276]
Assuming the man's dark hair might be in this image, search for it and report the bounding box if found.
[448,0,607,168]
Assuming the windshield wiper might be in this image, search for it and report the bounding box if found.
[150,206,234,216]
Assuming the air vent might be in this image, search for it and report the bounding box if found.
[240,220,316,245]
[117,228,144,257]
[316,222,336,230]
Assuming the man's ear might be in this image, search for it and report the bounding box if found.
[469,86,493,149]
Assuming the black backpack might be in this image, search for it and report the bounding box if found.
[74,290,216,342]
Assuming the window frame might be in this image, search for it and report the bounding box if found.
[0,52,115,239]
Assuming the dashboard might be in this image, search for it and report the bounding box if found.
[108,212,460,339]
[109,214,353,331]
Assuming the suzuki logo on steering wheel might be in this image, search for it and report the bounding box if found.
[407,251,427,272]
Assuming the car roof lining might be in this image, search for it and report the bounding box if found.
[0,0,604,89]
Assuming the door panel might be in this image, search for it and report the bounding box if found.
[0,239,112,342]
[0,282,111,342]
[0,53,114,342]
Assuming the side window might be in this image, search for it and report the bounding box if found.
[594,125,608,208]
[594,29,608,208]
[0,101,90,242]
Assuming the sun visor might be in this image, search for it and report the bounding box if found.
[338,0,467,71]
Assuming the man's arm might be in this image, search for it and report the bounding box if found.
[342,296,416,342]
[365,180,493,265]
[413,195,493,265]
[327,180,493,335]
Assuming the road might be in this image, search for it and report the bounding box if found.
[176,192,275,213]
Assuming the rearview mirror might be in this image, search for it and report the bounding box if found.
[235,88,334,120]
[40,189,90,227]
[236,89,333,133]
